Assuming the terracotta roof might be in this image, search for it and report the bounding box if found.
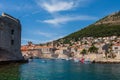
[21,46,28,51]
[34,46,53,48]
[113,43,120,46]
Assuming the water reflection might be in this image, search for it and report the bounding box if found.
[0,63,20,80]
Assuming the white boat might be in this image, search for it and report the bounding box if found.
[84,58,91,64]
[65,58,69,61]
[41,60,47,63]
[69,57,73,60]
[74,58,79,62]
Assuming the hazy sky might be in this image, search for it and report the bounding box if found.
[0,0,119,45]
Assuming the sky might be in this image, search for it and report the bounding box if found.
[0,0,120,45]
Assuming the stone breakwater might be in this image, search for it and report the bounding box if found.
[93,59,120,64]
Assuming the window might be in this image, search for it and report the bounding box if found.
[11,29,14,35]
[11,40,14,45]
[115,47,118,50]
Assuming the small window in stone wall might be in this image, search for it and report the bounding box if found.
[11,40,14,45]
[0,23,4,30]
[11,29,14,35]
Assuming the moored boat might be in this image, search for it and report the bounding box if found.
[80,58,84,63]
[74,58,79,62]
[84,58,91,64]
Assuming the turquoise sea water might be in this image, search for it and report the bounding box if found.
[0,59,120,80]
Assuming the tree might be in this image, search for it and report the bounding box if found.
[102,43,110,59]
[88,45,98,53]
[80,49,87,56]
[108,43,116,58]
[84,41,88,45]
[69,52,74,57]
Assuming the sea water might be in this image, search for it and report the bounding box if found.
[0,59,120,80]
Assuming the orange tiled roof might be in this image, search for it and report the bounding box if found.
[113,43,120,46]
[35,45,53,48]
[21,46,28,51]
[21,45,54,50]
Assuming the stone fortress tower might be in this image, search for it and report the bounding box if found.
[0,12,23,61]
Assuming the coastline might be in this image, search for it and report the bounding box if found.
[93,59,120,64]
[0,59,28,65]
[27,57,120,64]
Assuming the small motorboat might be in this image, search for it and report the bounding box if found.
[66,58,70,61]
[80,58,84,63]
[74,58,79,62]
[84,58,91,64]
[41,60,47,63]
[28,59,33,62]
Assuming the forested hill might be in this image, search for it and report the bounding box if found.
[57,11,120,43]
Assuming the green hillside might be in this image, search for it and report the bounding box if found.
[57,11,120,43]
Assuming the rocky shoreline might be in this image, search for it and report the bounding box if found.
[93,59,120,64]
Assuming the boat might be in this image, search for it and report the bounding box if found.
[65,58,70,61]
[41,60,47,63]
[84,58,91,64]
[80,58,84,63]
[74,58,79,62]
[28,59,33,62]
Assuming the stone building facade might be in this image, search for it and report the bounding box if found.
[112,43,120,55]
[0,13,23,61]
